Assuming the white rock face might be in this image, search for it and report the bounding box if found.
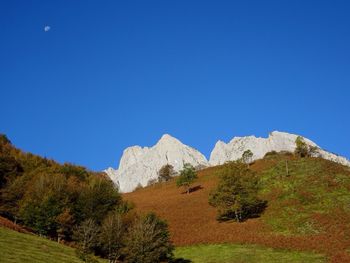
[209,131,350,167]
[105,131,350,193]
[105,134,208,193]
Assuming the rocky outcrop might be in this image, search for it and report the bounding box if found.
[106,131,350,193]
[104,134,208,193]
[209,131,350,167]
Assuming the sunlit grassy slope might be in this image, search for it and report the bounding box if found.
[0,227,106,263]
[0,225,326,263]
[175,243,325,263]
[259,154,350,235]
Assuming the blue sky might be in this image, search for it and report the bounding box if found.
[1,1,349,171]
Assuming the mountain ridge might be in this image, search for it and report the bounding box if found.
[105,131,350,193]
[105,134,208,193]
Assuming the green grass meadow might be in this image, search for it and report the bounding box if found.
[174,243,325,263]
[0,227,106,263]
[0,226,326,263]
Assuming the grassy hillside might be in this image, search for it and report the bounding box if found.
[0,227,106,263]
[259,154,350,236]
[0,225,325,263]
[124,154,350,262]
[175,243,325,263]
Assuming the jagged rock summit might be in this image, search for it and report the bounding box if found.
[210,131,350,167]
[106,131,350,193]
[105,134,208,193]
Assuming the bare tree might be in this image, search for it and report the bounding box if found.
[100,213,124,263]
[124,213,173,263]
[73,219,99,262]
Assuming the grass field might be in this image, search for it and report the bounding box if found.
[174,243,325,263]
[0,225,326,263]
[0,227,106,263]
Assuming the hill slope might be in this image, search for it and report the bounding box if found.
[0,225,325,263]
[124,154,350,262]
[175,243,325,263]
[0,227,106,263]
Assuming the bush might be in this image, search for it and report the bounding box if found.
[241,149,253,164]
[264,151,278,158]
[176,163,198,194]
[147,178,158,186]
[295,136,310,158]
[158,164,175,182]
[124,213,174,263]
[209,162,266,222]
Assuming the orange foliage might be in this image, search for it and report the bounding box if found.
[0,216,32,234]
[124,159,350,263]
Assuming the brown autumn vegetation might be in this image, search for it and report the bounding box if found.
[0,215,32,234]
[124,154,350,263]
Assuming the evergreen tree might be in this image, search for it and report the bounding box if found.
[176,163,198,194]
[295,136,310,157]
[209,162,266,222]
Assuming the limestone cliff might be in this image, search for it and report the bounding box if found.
[105,131,350,193]
[209,131,350,167]
[104,134,208,193]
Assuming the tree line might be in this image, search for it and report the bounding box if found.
[0,134,174,262]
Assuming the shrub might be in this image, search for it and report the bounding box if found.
[147,178,158,186]
[209,162,266,222]
[158,164,175,182]
[124,213,174,263]
[241,149,253,164]
[264,151,278,158]
[176,163,198,194]
[295,136,310,158]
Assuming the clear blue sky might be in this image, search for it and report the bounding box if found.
[1,1,349,171]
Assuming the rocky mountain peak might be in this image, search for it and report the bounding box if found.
[105,131,350,193]
[157,134,182,145]
[209,131,349,167]
[104,134,208,193]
